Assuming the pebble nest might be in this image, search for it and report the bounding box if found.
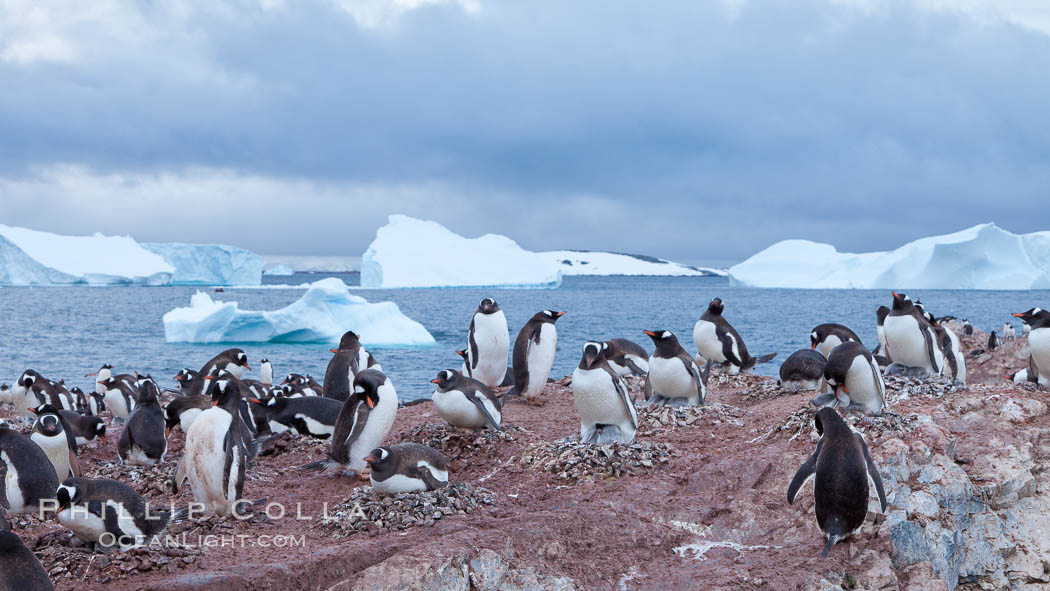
[750,407,922,444]
[636,403,744,436]
[88,460,177,499]
[518,439,675,483]
[883,374,963,402]
[32,525,203,584]
[712,372,771,390]
[400,422,527,461]
[322,482,495,537]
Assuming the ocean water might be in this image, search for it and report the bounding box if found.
[1,275,1046,402]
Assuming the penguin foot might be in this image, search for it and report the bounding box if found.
[904,366,930,379]
[592,425,626,445]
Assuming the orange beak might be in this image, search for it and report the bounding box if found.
[243,364,251,371]
[165,426,171,438]
[212,400,219,406]
[430,378,441,384]
[363,456,376,463]
[330,349,339,353]
[891,291,899,298]
[643,330,657,337]
[366,397,374,409]
[97,380,106,385]
[1013,313,1025,318]
[811,343,817,350]
[555,311,566,317]
[250,399,261,404]
[100,435,108,445]
[28,408,37,414]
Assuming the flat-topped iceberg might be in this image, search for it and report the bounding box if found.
[729,223,1050,289]
[361,215,562,288]
[543,250,726,277]
[0,224,174,285]
[143,242,262,286]
[263,264,295,276]
[162,277,435,346]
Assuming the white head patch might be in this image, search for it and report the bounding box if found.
[379,448,389,459]
[661,331,672,339]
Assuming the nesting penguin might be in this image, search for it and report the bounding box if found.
[29,404,79,479]
[603,338,650,377]
[779,349,828,393]
[1014,307,1050,387]
[365,444,450,494]
[117,379,167,466]
[324,369,398,477]
[58,410,106,447]
[644,330,711,407]
[510,310,565,401]
[253,395,344,438]
[0,514,55,591]
[56,477,171,550]
[693,298,776,374]
[787,407,887,557]
[571,341,638,444]
[430,370,502,431]
[809,324,861,359]
[465,298,511,389]
[811,342,886,415]
[883,292,942,377]
[0,422,60,515]
[324,331,371,402]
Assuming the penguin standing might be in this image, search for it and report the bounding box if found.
[962,319,973,336]
[324,369,398,477]
[364,444,450,494]
[183,349,251,397]
[692,298,776,374]
[603,338,650,377]
[1014,308,1050,387]
[510,310,565,401]
[987,330,999,351]
[56,477,170,550]
[644,330,711,407]
[324,331,371,402]
[241,359,275,399]
[874,306,891,361]
[457,350,513,386]
[29,404,79,479]
[809,324,861,359]
[571,341,638,444]
[788,407,887,557]
[1003,323,1016,340]
[883,292,942,376]
[779,349,828,393]
[811,342,886,415]
[431,370,502,431]
[10,370,46,417]
[933,323,967,384]
[173,377,256,516]
[465,298,511,389]
[98,375,138,422]
[0,422,59,515]
[117,379,167,465]
[0,515,55,591]
[173,369,199,395]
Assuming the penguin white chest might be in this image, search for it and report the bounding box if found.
[180,408,203,434]
[346,387,397,472]
[648,356,695,399]
[524,324,557,397]
[692,320,724,363]
[32,431,71,479]
[58,507,108,544]
[1,452,26,513]
[571,368,626,425]
[883,315,933,370]
[817,336,842,359]
[104,389,132,419]
[1030,328,1050,384]
[432,390,496,429]
[843,357,884,414]
[185,408,235,508]
[471,311,510,388]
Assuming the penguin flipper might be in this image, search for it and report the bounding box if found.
[463,389,501,431]
[172,456,188,493]
[614,375,638,430]
[0,463,8,510]
[643,374,653,401]
[682,357,706,405]
[717,327,746,368]
[68,448,81,478]
[787,441,822,504]
[625,358,647,377]
[468,318,480,371]
[417,466,448,491]
[329,401,369,465]
[868,358,886,408]
[921,325,940,374]
[857,433,887,512]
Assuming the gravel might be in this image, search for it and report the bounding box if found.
[322,482,495,537]
[519,439,675,483]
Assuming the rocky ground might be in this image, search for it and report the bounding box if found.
[3,337,1049,591]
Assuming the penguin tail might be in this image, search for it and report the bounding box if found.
[171,507,191,523]
[820,535,840,558]
[752,352,777,366]
[297,460,331,471]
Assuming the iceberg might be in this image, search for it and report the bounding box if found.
[0,224,174,285]
[162,277,435,346]
[143,243,263,286]
[729,223,1050,290]
[263,264,295,276]
[543,250,726,277]
[262,255,361,273]
[361,215,562,288]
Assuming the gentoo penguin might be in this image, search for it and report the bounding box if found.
[324,369,398,477]
[57,410,106,447]
[644,330,711,407]
[603,338,650,377]
[692,298,776,374]
[11,370,55,417]
[779,349,828,393]
[457,350,514,386]
[811,342,886,415]
[1007,368,1036,385]
[365,444,450,494]
[962,319,973,335]
[173,368,199,394]
[98,375,138,422]
[933,324,967,384]
[1003,323,1016,340]
[0,515,55,591]
[571,341,638,444]
[1023,322,1032,337]
[809,324,861,359]
[787,407,887,557]
[883,292,941,376]
[281,374,322,396]
[173,377,255,516]
[874,306,891,362]
[252,395,344,438]
[430,370,502,431]
[164,395,212,437]
[29,405,79,479]
[465,298,511,389]
[510,310,565,401]
[987,330,999,351]
[56,477,170,550]
[117,379,166,466]
[0,422,59,514]
[183,349,251,397]
[241,359,275,399]
[324,331,371,402]
[1014,308,1050,387]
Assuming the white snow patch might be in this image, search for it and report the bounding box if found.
[543,250,725,277]
[261,255,361,273]
[729,223,1050,290]
[143,242,262,286]
[664,519,779,560]
[163,277,435,346]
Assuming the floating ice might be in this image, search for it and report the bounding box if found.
[729,223,1050,290]
[162,277,435,346]
[263,264,295,276]
[143,242,262,286]
[543,250,725,277]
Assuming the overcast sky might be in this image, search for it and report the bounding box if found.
[1,0,1049,265]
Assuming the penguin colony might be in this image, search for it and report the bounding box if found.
[0,292,1046,587]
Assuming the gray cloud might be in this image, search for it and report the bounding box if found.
[1,0,1049,265]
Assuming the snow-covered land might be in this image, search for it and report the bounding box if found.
[361,215,563,288]
[729,223,1050,289]
[143,243,262,285]
[543,251,726,277]
[0,224,174,285]
[162,277,435,346]
[263,264,295,276]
